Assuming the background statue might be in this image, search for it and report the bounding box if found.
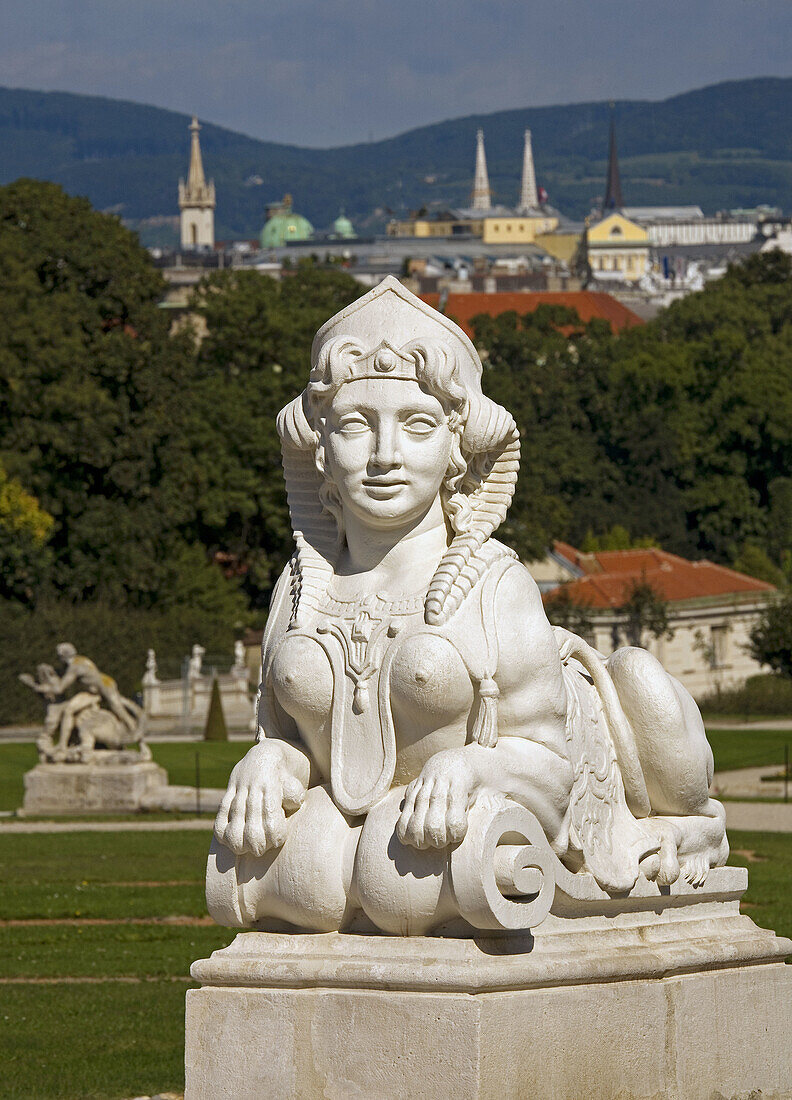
[207,277,727,936]
[20,642,148,763]
[188,644,205,680]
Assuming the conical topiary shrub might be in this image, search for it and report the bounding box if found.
[204,676,228,741]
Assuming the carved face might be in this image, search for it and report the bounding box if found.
[321,378,454,529]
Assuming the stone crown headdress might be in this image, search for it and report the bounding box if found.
[277,276,520,627]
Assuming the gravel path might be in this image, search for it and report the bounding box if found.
[724,801,792,833]
[1,803,790,833]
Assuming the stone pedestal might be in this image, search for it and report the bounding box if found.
[186,868,792,1100]
[23,758,168,814]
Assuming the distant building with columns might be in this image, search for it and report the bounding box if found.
[178,116,215,250]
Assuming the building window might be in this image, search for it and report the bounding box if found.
[711,624,729,667]
[610,225,623,237]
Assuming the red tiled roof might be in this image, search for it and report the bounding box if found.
[546,542,775,609]
[420,291,644,338]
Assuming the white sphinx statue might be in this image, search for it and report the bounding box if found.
[207,276,727,936]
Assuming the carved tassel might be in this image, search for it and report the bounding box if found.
[352,681,369,714]
[473,674,499,748]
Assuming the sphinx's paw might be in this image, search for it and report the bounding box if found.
[396,750,475,850]
[680,853,710,888]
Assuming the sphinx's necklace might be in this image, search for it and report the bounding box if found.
[315,590,424,713]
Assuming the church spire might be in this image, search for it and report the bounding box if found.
[471,128,492,212]
[517,129,539,212]
[178,115,216,250]
[187,116,207,192]
[603,112,623,212]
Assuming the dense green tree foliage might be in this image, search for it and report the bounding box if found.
[0,179,229,609]
[471,305,616,560]
[474,251,792,576]
[2,181,792,722]
[749,594,792,679]
[0,460,53,603]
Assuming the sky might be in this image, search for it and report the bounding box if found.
[1,0,791,148]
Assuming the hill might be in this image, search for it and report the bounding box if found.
[0,78,791,241]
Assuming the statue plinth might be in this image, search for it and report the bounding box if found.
[23,756,168,814]
[185,278,792,1097]
[185,867,792,1100]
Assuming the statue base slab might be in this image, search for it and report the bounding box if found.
[22,759,168,814]
[186,868,792,1099]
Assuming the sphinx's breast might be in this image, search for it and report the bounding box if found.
[270,621,476,784]
[388,631,473,729]
[271,632,334,747]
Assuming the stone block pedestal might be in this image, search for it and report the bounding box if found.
[23,759,168,814]
[186,868,792,1100]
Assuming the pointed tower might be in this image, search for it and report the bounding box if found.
[471,129,492,212]
[603,113,623,213]
[517,129,539,212]
[178,116,216,250]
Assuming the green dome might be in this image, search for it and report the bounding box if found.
[332,212,355,239]
[260,211,314,248]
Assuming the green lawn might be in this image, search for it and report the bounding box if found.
[0,741,37,811]
[2,982,197,1100]
[0,829,212,919]
[727,830,792,942]
[0,818,788,1099]
[149,740,250,789]
[0,828,234,1100]
[707,729,791,773]
[1,732,789,817]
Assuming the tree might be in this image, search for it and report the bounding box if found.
[617,580,673,649]
[732,543,786,588]
[591,252,792,563]
[0,178,245,616]
[580,526,657,552]
[0,461,53,603]
[544,586,594,641]
[749,594,792,678]
[471,305,616,560]
[204,677,229,741]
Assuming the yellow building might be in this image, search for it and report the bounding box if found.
[481,212,558,244]
[389,211,560,243]
[533,229,581,263]
[387,215,484,238]
[586,213,649,281]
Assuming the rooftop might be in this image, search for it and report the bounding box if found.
[420,291,644,336]
[545,543,775,609]
[622,206,705,222]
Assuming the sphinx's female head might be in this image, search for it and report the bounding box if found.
[277,278,520,624]
[306,337,472,535]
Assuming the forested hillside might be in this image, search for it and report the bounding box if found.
[1,180,791,718]
[0,78,791,240]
